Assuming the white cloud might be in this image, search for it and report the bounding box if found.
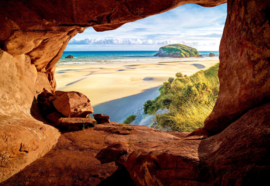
[66,3,227,51]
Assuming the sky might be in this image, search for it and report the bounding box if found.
[66,3,227,51]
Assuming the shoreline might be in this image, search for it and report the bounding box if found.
[55,59,219,123]
[56,57,219,67]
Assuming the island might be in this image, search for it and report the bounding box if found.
[154,44,199,58]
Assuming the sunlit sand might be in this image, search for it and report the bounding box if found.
[55,60,219,122]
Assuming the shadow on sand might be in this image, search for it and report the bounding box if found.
[92,86,160,123]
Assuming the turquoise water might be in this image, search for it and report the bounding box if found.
[57,51,219,66]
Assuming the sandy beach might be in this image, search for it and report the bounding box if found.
[55,60,219,123]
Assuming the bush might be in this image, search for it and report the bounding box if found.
[163,82,170,93]
[144,63,220,132]
[123,114,136,124]
[168,77,174,83]
[176,72,183,78]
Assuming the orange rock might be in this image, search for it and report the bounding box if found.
[204,0,270,136]
[93,114,110,124]
[46,112,62,126]
[58,117,96,128]
[53,91,94,118]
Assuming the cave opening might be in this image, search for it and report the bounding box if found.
[2,0,270,185]
[54,3,226,132]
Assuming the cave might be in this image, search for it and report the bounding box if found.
[0,0,270,185]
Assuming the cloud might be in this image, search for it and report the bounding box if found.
[67,3,227,51]
[69,38,176,45]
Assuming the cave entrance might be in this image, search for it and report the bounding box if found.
[54,3,226,132]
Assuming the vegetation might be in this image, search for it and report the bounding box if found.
[143,63,219,132]
[160,44,199,57]
[123,114,137,124]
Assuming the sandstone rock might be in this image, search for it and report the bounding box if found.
[209,53,215,57]
[0,0,270,184]
[0,118,60,183]
[1,126,121,186]
[53,91,94,117]
[3,106,270,186]
[46,112,62,125]
[58,117,96,127]
[203,0,270,136]
[65,55,74,58]
[37,89,57,117]
[93,114,110,124]
[96,143,128,164]
[97,104,270,186]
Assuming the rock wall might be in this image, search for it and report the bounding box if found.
[0,0,226,183]
[1,0,270,184]
[204,0,270,135]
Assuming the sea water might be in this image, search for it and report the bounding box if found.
[57,51,219,66]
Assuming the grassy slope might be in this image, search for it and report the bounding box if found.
[143,63,219,132]
[160,44,199,57]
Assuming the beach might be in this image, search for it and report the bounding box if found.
[55,59,219,124]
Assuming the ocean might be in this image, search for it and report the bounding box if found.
[57,51,219,66]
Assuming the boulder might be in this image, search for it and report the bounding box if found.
[58,118,97,131]
[65,55,74,58]
[209,53,215,57]
[45,112,62,126]
[53,91,94,117]
[93,114,110,124]
[58,117,96,126]
[37,89,57,117]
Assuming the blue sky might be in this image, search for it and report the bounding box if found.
[66,3,227,51]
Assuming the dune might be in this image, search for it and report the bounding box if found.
[55,60,219,123]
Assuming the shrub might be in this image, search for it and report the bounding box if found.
[123,114,136,124]
[168,77,174,83]
[144,63,220,132]
[176,72,183,78]
[163,82,170,93]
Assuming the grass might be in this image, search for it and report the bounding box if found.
[143,63,219,132]
[123,114,137,124]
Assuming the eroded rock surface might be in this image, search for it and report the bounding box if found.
[1,0,270,185]
[0,117,60,183]
[97,103,270,186]
[1,124,183,186]
[204,0,270,135]
[53,91,94,118]
[4,102,270,186]
[0,50,60,183]
[94,114,110,124]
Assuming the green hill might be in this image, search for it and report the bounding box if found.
[154,44,199,57]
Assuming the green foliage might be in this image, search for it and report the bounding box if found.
[123,114,136,124]
[176,72,183,78]
[144,63,220,132]
[168,77,174,83]
[160,44,199,57]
